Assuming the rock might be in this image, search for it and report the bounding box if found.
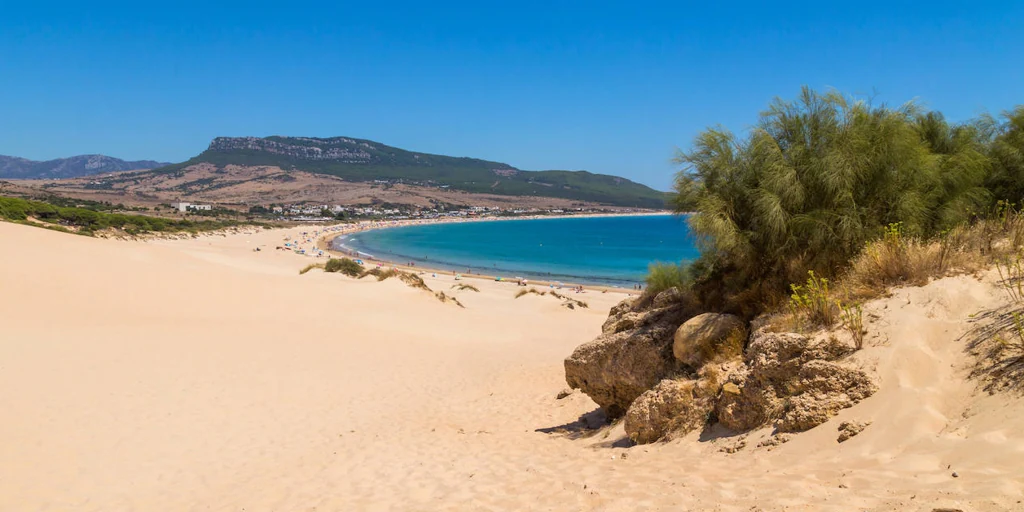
[951,471,959,478]
[555,388,574,400]
[673,313,746,368]
[716,330,875,433]
[777,362,877,433]
[624,378,716,444]
[565,296,696,417]
[651,287,688,309]
[719,438,747,453]
[837,420,869,443]
[756,433,791,448]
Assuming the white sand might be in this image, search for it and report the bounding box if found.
[1,221,1022,511]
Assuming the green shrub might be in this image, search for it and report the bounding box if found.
[324,258,363,277]
[0,195,254,235]
[644,262,691,297]
[673,88,994,314]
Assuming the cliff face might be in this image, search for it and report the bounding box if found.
[159,135,670,208]
[0,155,169,179]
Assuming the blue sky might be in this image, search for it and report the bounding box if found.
[1,1,1022,190]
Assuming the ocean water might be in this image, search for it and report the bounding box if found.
[334,214,699,287]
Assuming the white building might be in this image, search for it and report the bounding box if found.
[172,202,212,213]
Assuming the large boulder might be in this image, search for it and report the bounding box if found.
[673,313,746,368]
[565,288,696,417]
[716,330,875,433]
[624,378,716,444]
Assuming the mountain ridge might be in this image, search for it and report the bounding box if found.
[156,136,668,208]
[0,154,170,180]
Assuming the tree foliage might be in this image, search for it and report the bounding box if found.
[673,87,1007,314]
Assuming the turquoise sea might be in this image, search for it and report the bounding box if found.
[333,214,699,287]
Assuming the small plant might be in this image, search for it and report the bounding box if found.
[360,268,398,281]
[644,262,691,297]
[996,252,1024,303]
[324,257,363,277]
[299,263,324,275]
[840,302,867,350]
[515,288,546,299]
[789,270,837,327]
[451,284,480,292]
[435,291,465,308]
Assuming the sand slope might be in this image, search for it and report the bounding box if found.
[1,221,1022,511]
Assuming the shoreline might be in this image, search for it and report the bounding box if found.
[314,211,673,291]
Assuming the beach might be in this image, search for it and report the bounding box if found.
[2,220,1023,511]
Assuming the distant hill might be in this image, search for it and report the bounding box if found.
[155,136,669,208]
[0,155,170,180]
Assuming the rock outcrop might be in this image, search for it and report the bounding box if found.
[624,378,716,444]
[565,288,696,417]
[673,313,746,368]
[716,331,876,433]
[837,420,869,443]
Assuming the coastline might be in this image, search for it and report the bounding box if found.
[315,211,674,291]
[4,219,1023,510]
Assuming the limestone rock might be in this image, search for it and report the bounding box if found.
[837,420,870,443]
[624,378,716,444]
[565,291,696,417]
[673,313,746,368]
[716,330,875,433]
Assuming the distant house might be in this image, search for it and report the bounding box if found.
[171,202,212,213]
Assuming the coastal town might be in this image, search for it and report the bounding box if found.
[250,202,658,222]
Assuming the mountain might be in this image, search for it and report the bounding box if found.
[0,155,170,180]
[155,136,669,208]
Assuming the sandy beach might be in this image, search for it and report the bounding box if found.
[2,220,1023,511]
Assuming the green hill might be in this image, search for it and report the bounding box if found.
[155,136,669,208]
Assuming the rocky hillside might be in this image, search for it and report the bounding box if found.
[0,155,169,180]
[154,136,669,208]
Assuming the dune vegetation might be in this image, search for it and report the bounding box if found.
[0,195,252,236]
[567,88,1024,447]
[665,87,1024,318]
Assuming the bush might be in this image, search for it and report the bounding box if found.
[0,195,253,235]
[644,262,691,297]
[673,88,994,314]
[324,258,363,277]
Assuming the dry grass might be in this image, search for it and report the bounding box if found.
[771,209,1024,344]
[359,267,432,292]
[964,305,1024,394]
[996,252,1024,303]
[299,263,324,275]
[435,291,465,308]
[515,288,546,299]
[451,284,480,292]
[845,214,1024,302]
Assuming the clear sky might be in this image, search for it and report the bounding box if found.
[1,1,1021,190]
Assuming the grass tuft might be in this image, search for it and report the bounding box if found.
[299,263,325,275]
[515,288,546,299]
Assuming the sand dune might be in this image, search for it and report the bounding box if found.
[1,221,1022,511]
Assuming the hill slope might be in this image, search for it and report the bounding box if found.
[155,136,668,208]
[0,155,169,179]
